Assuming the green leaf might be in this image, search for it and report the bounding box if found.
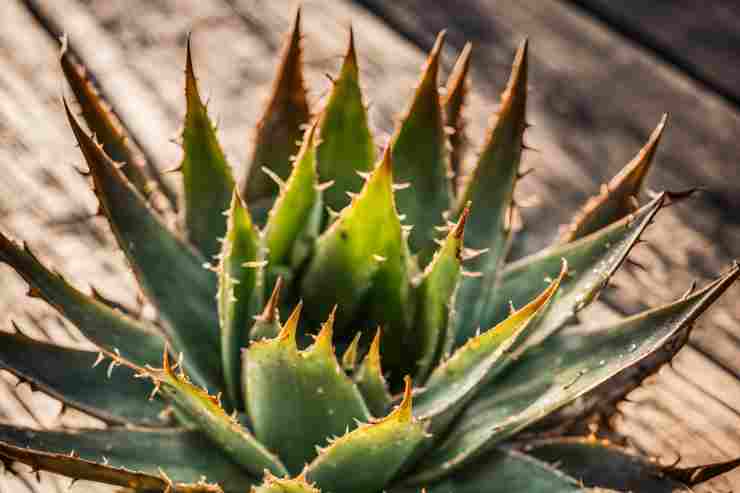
[454,40,528,336]
[523,438,694,492]
[138,351,288,478]
[244,305,371,473]
[61,51,151,201]
[0,328,166,427]
[558,115,668,243]
[218,191,263,407]
[264,122,322,284]
[409,263,739,482]
[413,261,565,436]
[304,377,427,493]
[0,426,255,493]
[400,447,596,492]
[243,8,311,205]
[390,31,451,255]
[470,192,666,348]
[300,148,415,371]
[413,205,469,382]
[181,38,236,259]
[0,230,164,366]
[354,328,392,417]
[443,42,472,191]
[316,27,375,213]
[250,277,284,341]
[64,101,222,392]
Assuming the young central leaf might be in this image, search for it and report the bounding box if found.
[300,148,414,373]
[243,306,371,474]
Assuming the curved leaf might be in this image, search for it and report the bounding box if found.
[390,31,451,255]
[0,426,254,493]
[401,447,595,492]
[413,261,565,436]
[558,115,667,243]
[472,192,666,348]
[243,8,310,204]
[454,40,528,336]
[218,191,262,407]
[181,38,236,259]
[64,101,221,392]
[316,27,375,213]
[524,438,691,492]
[0,230,164,366]
[304,377,427,493]
[244,305,371,473]
[409,264,738,482]
[0,328,166,426]
[139,351,287,477]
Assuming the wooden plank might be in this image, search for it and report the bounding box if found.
[1,0,739,490]
[572,0,740,108]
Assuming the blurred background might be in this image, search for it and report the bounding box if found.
[1,0,739,491]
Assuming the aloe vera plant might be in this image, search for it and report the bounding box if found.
[1,10,739,493]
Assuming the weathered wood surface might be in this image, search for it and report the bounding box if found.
[572,0,740,108]
[0,0,739,491]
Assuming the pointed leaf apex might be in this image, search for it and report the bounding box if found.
[392,375,414,422]
[261,277,284,323]
[278,301,303,346]
[184,34,206,114]
[620,113,668,184]
[419,30,446,93]
[313,306,337,353]
[503,38,528,107]
[453,202,472,240]
[378,145,394,178]
[342,332,362,370]
[444,42,473,104]
[369,327,383,369]
[343,24,359,74]
[665,455,740,486]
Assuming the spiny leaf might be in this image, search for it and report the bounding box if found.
[559,114,668,243]
[413,205,469,382]
[354,328,392,417]
[181,37,237,259]
[243,8,310,204]
[0,328,166,427]
[301,148,415,371]
[0,230,164,366]
[253,474,320,493]
[341,331,362,371]
[316,27,375,212]
[304,377,427,493]
[390,30,451,255]
[454,39,528,336]
[413,261,565,436]
[443,42,473,191]
[60,50,151,200]
[64,100,222,392]
[400,446,600,492]
[473,192,666,349]
[249,277,283,341]
[244,305,371,473]
[139,350,288,478]
[409,263,738,482]
[218,191,262,407]
[523,437,716,492]
[665,454,740,487]
[0,426,254,493]
[264,122,322,284]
